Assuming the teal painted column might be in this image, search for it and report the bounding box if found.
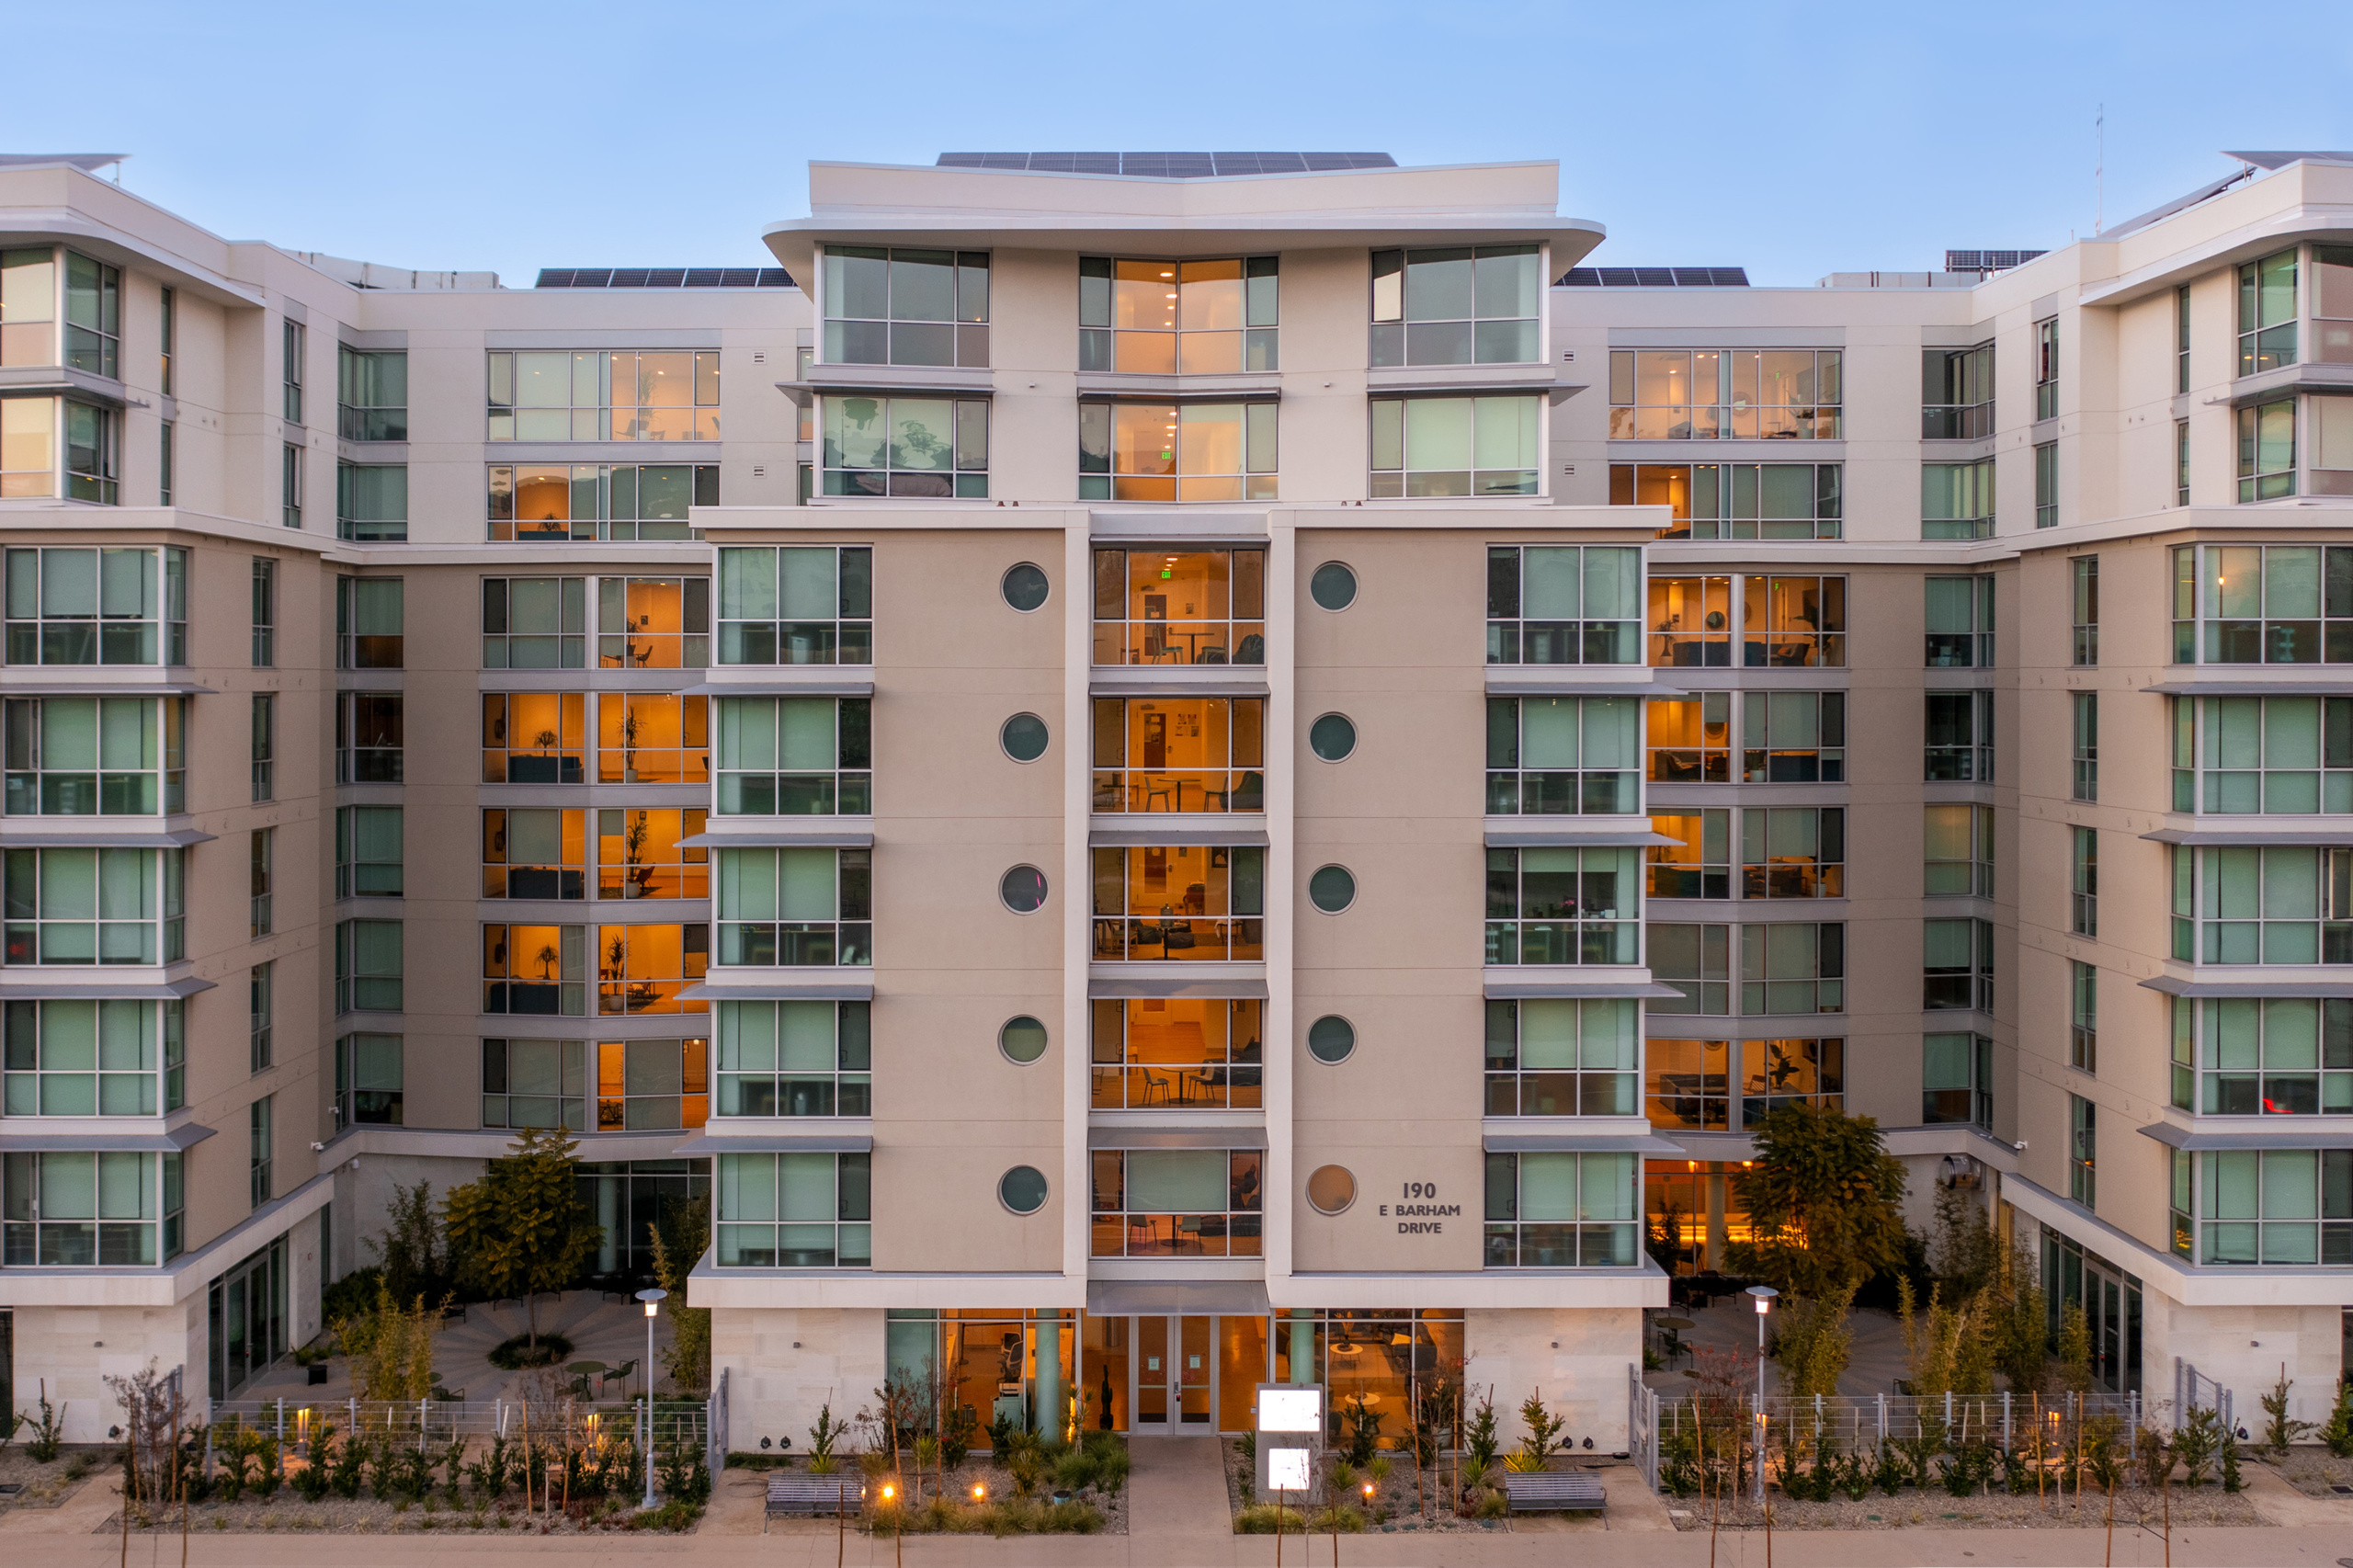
[1033,1311,1063,1439]
[1289,1310,1314,1385]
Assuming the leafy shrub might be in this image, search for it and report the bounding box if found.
[2172,1406,2223,1488]
[2321,1381,2353,1458]
[1234,1503,1310,1534]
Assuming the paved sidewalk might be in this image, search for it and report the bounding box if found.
[1126,1435,1233,1539]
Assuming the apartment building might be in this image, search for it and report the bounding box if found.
[2,145,2348,1448]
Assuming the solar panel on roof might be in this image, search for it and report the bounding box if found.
[1557,267,1749,288]
[532,267,795,289]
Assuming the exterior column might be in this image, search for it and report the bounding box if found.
[1034,1310,1063,1439]
[1289,1309,1314,1384]
[1706,1171,1728,1273]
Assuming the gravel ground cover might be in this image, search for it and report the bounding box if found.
[1220,1440,1540,1534]
[0,1449,100,1512]
[106,1492,701,1535]
[1665,1483,2264,1531]
[2267,1446,2353,1496]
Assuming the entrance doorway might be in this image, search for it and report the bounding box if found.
[1083,1312,1266,1433]
[1132,1316,1212,1430]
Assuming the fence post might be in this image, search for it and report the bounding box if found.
[2002,1390,2011,1450]
[349,1396,358,1437]
[2128,1392,2138,1460]
[1877,1392,1887,1444]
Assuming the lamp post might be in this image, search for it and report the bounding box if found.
[636,1287,667,1509]
[1746,1285,1777,1505]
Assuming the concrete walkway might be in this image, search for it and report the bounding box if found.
[1125,1435,1233,1539]
[1644,1298,1909,1398]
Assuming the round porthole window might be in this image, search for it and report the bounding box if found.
[1002,563,1050,612]
[999,1016,1048,1063]
[1306,1016,1356,1064]
[1000,865,1049,914]
[1310,562,1358,611]
[1306,1165,1358,1215]
[1001,713,1050,762]
[1308,713,1357,762]
[1308,865,1357,914]
[999,1165,1049,1214]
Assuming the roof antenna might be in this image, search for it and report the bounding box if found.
[2094,104,2104,236]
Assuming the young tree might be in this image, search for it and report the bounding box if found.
[443,1127,601,1350]
[368,1177,449,1307]
[1728,1104,1908,1297]
[649,1194,711,1395]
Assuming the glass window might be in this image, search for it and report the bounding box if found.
[716,546,872,666]
[2035,442,2059,528]
[1923,1032,1993,1129]
[3,547,184,665]
[2072,558,2098,666]
[1647,692,1730,783]
[592,924,711,1015]
[2073,961,2097,1073]
[483,808,587,900]
[1483,846,1639,965]
[336,464,407,542]
[2237,250,2298,377]
[1647,810,1729,900]
[1,1149,177,1267]
[487,462,716,540]
[2073,692,2098,801]
[598,577,710,668]
[282,443,301,528]
[1923,460,1995,540]
[1645,574,1732,667]
[2,398,116,504]
[3,697,183,816]
[823,395,988,498]
[596,809,708,900]
[1741,924,1845,1015]
[483,692,587,782]
[1370,247,1541,368]
[66,253,119,378]
[1091,697,1264,813]
[1920,343,1994,438]
[249,828,272,939]
[2189,1148,2352,1266]
[821,246,988,369]
[1091,548,1265,666]
[2170,844,2353,965]
[1079,401,1275,503]
[334,918,402,1012]
[4,998,180,1117]
[1090,1148,1261,1257]
[2178,418,2192,506]
[1614,462,1841,540]
[282,321,304,425]
[591,1037,710,1131]
[336,805,403,897]
[715,848,870,967]
[1645,1038,1730,1128]
[1924,803,1995,897]
[1079,256,1277,374]
[482,577,586,668]
[2236,400,2296,501]
[249,960,272,1070]
[715,1150,872,1267]
[487,349,721,440]
[483,924,586,1016]
[597,692,707,785]
[1090,846,1264,960]
[1484,545,1641,665]
[335,1032,403,1129]
[251,692,273,801]
[1483,997,1636,1116]
[2,846,183,966]
[2072,825,2097,937]
[338,348,407,441]
[1925,575,1995,666]
[1647,924,1729,1014]
[714,1000,870,1117]
[1609,347,1842,440]
[715,698,870,814]
[251,558,276,668]
[2179,994,2353,1117]
[2177,284,2192,393]
[157,421,170,506]
[1924,917,1994,1011]
[2317,245,2353,367]
[1090,997,1263,1110]
[2033,318,2059,420]
[335,692,402,783]
[0,247,59,368]
[1744,689,1845,782]
[1485,696,1641,815]
[1369,395,1537,497]
[1481,1151,1635,1268]
[481,1037,586,1131]
[1741,807,1842,899]
[2172,543,2353,663]
[2068,1096,2095,1208]
[2173,694,2353,814]
[336,577,403,669]
[1925,690,1992,781]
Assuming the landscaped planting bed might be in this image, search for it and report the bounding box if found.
[1665,1485,2262,1532]
[2269,1445,2353,1497]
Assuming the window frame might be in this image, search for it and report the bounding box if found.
[1089,1147,1263,1258]
[1483,846,1640,966]
[2,546,185,666]
[1089,997,1264,1111]
[3,695,185,817]
[486,348,722,440]
[1481,1150,1637,1268]
[1370,394,1540,499]
[713,999,871,1117]
[1484,695,1643,816]
[487,461,717,541]
[1614,461,1842,540]
[1,845,184,966]
[823,394,989,498]
[1089,845,1265,961]
[714,1149,873,1267]
[1078,254,1278,375]
[335,1031,404,1130]
[1923,1030,1994,1130]
[1089,696,1265,814]
[716,546,873,667]
[714,696,870,815]
[1484,545,1643,666]
[1923,916,1994,1012]
[1482,996,1638,1117]
[818,246,989,369]
[1370,246,1544,369]
[714,847,871,968]
[3,997,182,1118]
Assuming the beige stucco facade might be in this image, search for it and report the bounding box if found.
[4,146,2349,1450]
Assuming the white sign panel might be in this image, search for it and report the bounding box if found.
[1257,1386,1323,1433]
[1267,1447,1312,1493]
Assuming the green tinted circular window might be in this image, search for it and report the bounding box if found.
[1310,562,1358,611]
[1307,1016,1356,1064]
[1308,865,1357,914]
[999,1016,1048,1063]
[1002,563,1050,612]
[1309,713,1357,762]
[998,1165,1049,1214]
[1001,713,1050,762]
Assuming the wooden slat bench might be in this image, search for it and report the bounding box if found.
[766,1475,862,1517]
[1500,1471,1608,1513]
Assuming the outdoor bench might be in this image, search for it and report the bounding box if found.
[766,1475,862,1516]
[1499,1471,1608,1513]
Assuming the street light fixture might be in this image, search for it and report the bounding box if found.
[636,1287,667,1509]
[1745,1285,1777,1504]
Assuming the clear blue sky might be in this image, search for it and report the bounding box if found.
[8,0,2348,288]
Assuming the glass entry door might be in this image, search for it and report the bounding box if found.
[1131,1315,1214,1430]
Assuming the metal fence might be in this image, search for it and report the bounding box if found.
[205,1396,711,1456]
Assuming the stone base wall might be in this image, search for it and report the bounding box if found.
[1461,1305,1641,1454]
